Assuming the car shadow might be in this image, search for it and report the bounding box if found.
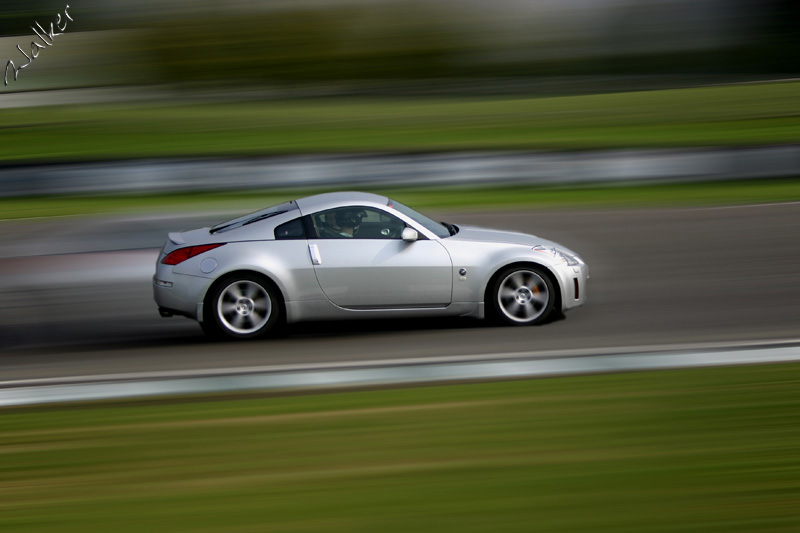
[2,312,567,354]
[282,316,485,338]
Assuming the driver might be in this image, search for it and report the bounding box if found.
[333,209,365,237]
[318,208,367,238]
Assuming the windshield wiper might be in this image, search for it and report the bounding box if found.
[440,222,457,236]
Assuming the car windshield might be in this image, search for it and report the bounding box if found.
[387,199,452,238]
[210,201,297,234]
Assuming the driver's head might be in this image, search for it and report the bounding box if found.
[335,209,365,231]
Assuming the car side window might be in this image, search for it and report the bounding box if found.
[311,207,406,239]
[274,217,306,240]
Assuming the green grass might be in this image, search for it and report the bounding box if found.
[2,178,800,220]
[0,82,798,162]
[2,363,800,532]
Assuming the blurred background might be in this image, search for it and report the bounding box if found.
[2,3,800,531]
[2,0,799,92]
[0,0,798,199]
[0,1,798,347]
[0,0,798,359]
[0,0,797,200]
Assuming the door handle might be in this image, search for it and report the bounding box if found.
[309,244,322,265]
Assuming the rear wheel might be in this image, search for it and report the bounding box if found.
[203,274,280,339]
[490,266,555,325]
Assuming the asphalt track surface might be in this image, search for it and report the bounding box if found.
[1,203,799,382]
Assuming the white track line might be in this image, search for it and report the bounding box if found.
[701,201,800,210]
[3,338,800,388]
[2,341,800,407]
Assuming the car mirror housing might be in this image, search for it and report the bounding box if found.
[401,227,419,242]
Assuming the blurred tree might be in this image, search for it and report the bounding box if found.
[43,0,796,89]
[0,0,65,36]
[748,0,800,72]
[144,2,461,85]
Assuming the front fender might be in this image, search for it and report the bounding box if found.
[442,241,570,305]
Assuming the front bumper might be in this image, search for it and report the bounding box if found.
[555,261,588,312]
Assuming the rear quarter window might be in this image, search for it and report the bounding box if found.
[275,218,306,240]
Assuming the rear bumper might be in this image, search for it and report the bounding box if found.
[153,265,213,321]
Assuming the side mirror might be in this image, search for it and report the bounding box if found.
[401,227,419,242]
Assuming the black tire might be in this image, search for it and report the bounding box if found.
[489,265,556,326]
[202,273,281,340]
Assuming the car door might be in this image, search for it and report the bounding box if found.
[307,206,453,308]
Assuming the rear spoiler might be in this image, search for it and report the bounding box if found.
[168,232,186,245]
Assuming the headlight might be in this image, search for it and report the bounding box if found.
[533,245,580,266]
[560,250,581,266]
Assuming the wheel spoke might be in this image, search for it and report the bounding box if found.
[496,269,551,324]
[531,288,548,304]
[226,285,245,300]
[216,278,274,335]
[253,299,270,317]
[242,282,258,299]
[221,292,236,303]
[509,272,524,289]
[500,287,516,301]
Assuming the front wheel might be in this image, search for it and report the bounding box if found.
[490,266,555,326]
[203,274,280,339]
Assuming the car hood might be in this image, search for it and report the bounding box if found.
[447,225,576,254]
[449,225,540,246]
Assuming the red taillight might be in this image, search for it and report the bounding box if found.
[161,243,225,265]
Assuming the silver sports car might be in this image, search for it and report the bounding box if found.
[154,192,588,339]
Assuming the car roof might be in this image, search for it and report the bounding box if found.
[295,191,390,215]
